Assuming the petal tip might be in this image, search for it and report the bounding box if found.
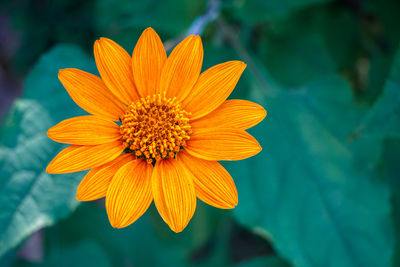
[98,37,109,43]
[259,107,267,122]
[46,163,55,174]
[58,68,70,79]
[107,214,120,229]
[237,61,247,71]
[193,35,203,47]
[76,192,84,201]
[46,128,54,139]
[170,225,185,233]
[109,219,129,229]
[144,27,156,33]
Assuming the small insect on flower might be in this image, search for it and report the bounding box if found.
[46,27,266,233]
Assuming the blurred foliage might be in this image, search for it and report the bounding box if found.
[1,0,400,266]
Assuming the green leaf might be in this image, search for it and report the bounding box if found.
[49,201,235,267]
[256,19,336,87]
[232,0,333,23]
[356,47,400,139]
[95,0,205,48]
[382,138,400,267]
[0,44,95,257]
[51,203,189,267]
[229,76,393,267]
[0,100,81,257]
[235,255,290,267]
[44,240,112,267]
[149,202,229,253]
[23,44,96,122]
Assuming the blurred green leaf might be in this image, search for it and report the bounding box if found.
[235,255,290,267]
[11,240,111,267]
[23,44,96,122]
[149,202,229,253]
[0,100,81,257]
[382,138,400,267]
[51,203,188,267]
[316,7,360,73]
[95,0,205,48]
[228,75,393,267]
[47,201,236,266]
[356,47,400,139]
[366,0,400,51]
[44,240,111,267]
[232,0,332,23]
[359,0,400,102]
[4,0,96,74]
[0,44,95,257]
[255,14,336,87]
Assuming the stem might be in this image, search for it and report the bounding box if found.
[164,0,221,51]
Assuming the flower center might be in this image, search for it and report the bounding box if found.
[120,93,192,164]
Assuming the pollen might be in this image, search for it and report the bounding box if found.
[120,93,192,164]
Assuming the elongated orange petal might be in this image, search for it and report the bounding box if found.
[179,151,238,209]
[152,159,196,233]
[186,128,261,161]
[132,27,167,97]
[182,61,246,120]
[159,35,203,100]
[46,141,124,174]
[47,115,121,145]
[94,38,139,103]
[77,154,134,201]
[59,68,126,120]
[106,159,153,228]
[191,100,266,130]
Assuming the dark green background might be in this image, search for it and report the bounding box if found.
[0,0,399,266]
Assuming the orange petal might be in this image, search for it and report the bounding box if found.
[191,100,266,130]
[47,115,121,145]
[132,27,167,97]
[77,153,134,201]
[106,159,153,228]
[94,38,139,103]
[182,61,246,120]
[185,128,261,161]
[46,141,124,174]
[58,68,126,120]
[159,35,203,100]
[152,159,196,233]
[179,151,238,209]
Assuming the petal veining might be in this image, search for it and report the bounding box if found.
[106,159,153,228]
[179,151,238,209]
[191,100,266,130]
[46,141,124,174]
[183,61,246,120]
[186,128,261,161]
[132,27,167,97]
[159,35,203,100]
[47,115,121,145]
[152,159,196,233]
[94,38,139,103]
[77,153,134,201]
[58,68,125,120]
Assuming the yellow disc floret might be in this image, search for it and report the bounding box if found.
[120,93,192,164]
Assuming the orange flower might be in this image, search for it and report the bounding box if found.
[46,27,266,233]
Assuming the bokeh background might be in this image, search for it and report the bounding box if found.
[0,0,399,266]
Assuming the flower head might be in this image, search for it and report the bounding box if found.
[46,28,266,232]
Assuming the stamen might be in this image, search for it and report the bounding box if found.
[120,93,192,164]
